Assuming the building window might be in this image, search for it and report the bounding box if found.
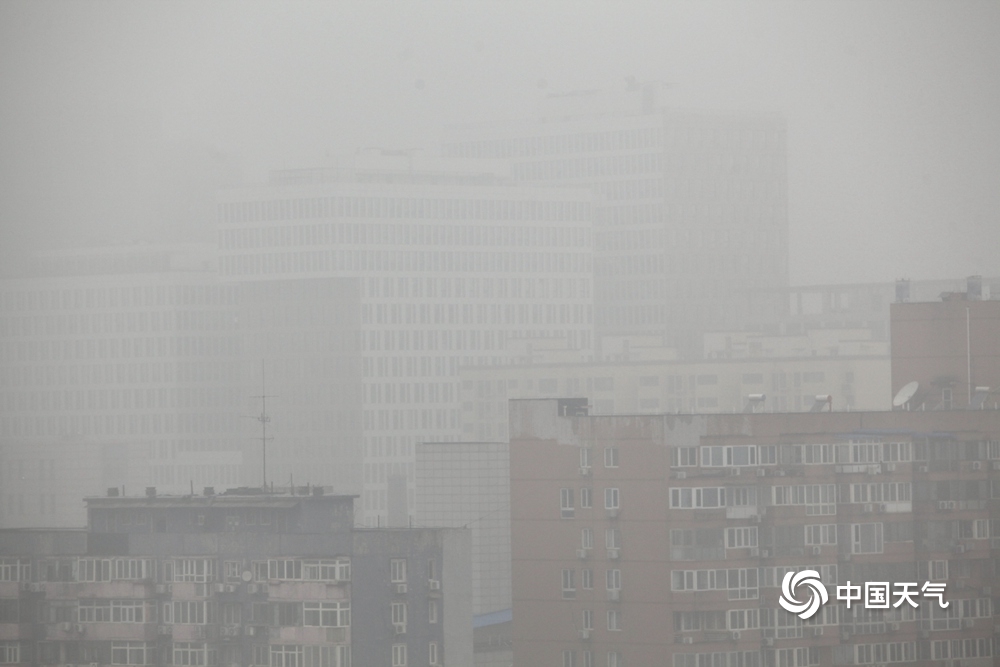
[604,447,619,468]
[429,642,439,666]
[391,602,407,630]
[111,641,152,665]
[608,651,622,667]
[580,487,592,508]
[428,600,438,624]
[583,650,594,667]
[607,609,622,631]
[726,527,758,549]
[392,644,407,667]
[580,447,593,469]
[582,609,594,631]
[562,569,576,598]
[852,523,884,554]
[805,524,837,546]
[606,569,621,591]
[604,488,619,510]
[606,528,621,549]
[303,602,350,627]
[390,559,407,583]
[581,569,593,590]
[0,643,20,665]
[175,642,215,666]
[561,488,575,518]
[563,650,576,667]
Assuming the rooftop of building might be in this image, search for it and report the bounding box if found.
[85,486,358,509]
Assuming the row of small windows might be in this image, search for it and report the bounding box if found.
[0,311,239,340]
[0,410,239,439]
[220,248,590,277]
[218,195,591,225]
[0,285,237,313]
[221,219,590,250]
[512,152,663,181]
[1,338,241,367]
[361,276,591,302]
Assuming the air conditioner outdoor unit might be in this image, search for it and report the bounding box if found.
[884,462,896,472]
[760,548,771,559]
[155,584,168,594]
[681,636,694,645]
[580,466,592,477]
[772,469,786,477]
[866,466,878,475]
[749,548,759,557]
[863,503,873,513]
[730,631,740,641]
[577,549,589,560]
[393,623,406,635]
[226,584,236,592]
[810,627,823,637]
[888,622,899,632]
[919,465,929,473]
[29,582,45,592]
[947,501,956,510]
[244,626,256,636]
[395,583,408,594]
[428,579,441,591]
[878,503,887,513]
[810,546,821,556]
[158,625,171,635]
[972,461,982,470]
[608,589,620,602]
[247,584,258,594]
[607,548,620,560]
[578,629,590,640]
[60,622,72,632]
[74,624,85,634]
[674,471,687,480]
[764,638,774,647]
[938,501,950,511]
[214,583,225,593]
[729,467,741,476]
[757,468,766,477]
[606,508,619,519]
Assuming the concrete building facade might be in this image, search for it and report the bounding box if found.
[442,86,789,356]
[0,489,471,667]
[216,156,595,524]
[509,398,1000,667]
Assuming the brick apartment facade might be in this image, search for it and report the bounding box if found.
[510,399,1000,667]
[0,488,471,667]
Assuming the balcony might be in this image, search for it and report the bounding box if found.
[725,506,761,520]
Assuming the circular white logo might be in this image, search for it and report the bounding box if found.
[778,569,828,620]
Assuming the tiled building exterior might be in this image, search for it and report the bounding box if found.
[216,161,594,524]
[415,441,511,617]
[0,490,471,667]
[509,399,1000,667]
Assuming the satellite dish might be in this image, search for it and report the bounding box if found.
[892,381,919,408]
[241,570,253,583]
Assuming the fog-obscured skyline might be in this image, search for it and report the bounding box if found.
[2,1,998,283]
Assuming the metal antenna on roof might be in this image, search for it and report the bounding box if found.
[244,361,276,490]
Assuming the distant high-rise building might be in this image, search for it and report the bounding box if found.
[216,152,595,524]
[442,84,790,357]
[0,244,246,526]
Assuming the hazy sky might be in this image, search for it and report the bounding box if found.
[1,1,998,284]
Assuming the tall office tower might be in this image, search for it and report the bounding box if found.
[0,244,246,527]
[216,152,595,524]
[442,84,789,357]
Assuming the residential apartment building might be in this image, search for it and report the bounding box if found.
[442,84,789,356]
[216,153,595,524]
[0,488,471,667]
[509,398,1000,667]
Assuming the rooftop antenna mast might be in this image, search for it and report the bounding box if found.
[246,360,276,490]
